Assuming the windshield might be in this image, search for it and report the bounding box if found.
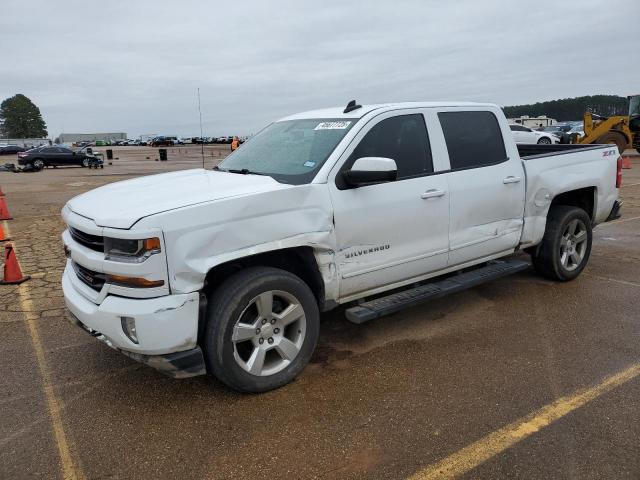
[630,96,640,117]
[218,118,356,184]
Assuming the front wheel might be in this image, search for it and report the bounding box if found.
[203,267,320,393]
[530,206,592,281]
[537,136,552,145]
[81,158,90,168]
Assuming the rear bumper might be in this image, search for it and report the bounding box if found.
[605,200,622,222]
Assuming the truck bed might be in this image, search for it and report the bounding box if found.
[517,143,610,159]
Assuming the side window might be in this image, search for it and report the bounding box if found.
[44,147,58,153]
[438,111,507,170]
[347,114,433,180]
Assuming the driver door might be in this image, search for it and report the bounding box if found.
[328,111,450,299]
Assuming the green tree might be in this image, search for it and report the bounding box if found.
[503,95,628,122]
[0,94,48,138]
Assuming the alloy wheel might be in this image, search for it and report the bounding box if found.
[231,290,306,377]
[560,218,588,271]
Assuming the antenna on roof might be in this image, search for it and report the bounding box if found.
[343,99,362,114]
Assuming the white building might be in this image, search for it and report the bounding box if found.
[507,115,556,128]
[58,132,127,143]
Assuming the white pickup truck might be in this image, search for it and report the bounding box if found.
[61,101,622,392]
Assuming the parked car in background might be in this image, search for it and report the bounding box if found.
[180,137,193,144]
[17,146,97,169]
[0,144,27,155]
[542,123,584,143]
[543,123,572,136]
[509,124,560,144]
[151,136,177,147]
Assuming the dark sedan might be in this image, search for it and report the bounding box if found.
[17,146,96,169]
[0,144,27,155]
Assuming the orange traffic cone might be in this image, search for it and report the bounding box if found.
[0,221,10,242]
[0,196,11,220]
[621,156,632,169]
[0,243,30,284]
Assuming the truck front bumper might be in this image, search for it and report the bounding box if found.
[62,264,206,378]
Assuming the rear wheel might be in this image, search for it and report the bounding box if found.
[203,267,320,393]
[81,158,90,168]
[530,206,592,281]
[32,158,45,170]
[596,131,628,154]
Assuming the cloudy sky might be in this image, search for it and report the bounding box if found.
[1,0,638,138]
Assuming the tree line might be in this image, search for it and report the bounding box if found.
[503,95,629,121]
[0,93,631,140]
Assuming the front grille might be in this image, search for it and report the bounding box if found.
[69,227,104,252]
[72,261,106,291]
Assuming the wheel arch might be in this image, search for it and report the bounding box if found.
[549,186,597,221]
[202,246,327,311]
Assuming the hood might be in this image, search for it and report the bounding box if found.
[67,169,288,229]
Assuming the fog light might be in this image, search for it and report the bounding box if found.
[121,316,139,344]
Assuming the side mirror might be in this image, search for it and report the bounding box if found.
[342,157,397,187]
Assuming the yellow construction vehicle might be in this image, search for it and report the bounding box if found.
[576,94,640,154]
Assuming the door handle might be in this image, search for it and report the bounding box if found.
[503,176,522,184]
[421,189,446,199]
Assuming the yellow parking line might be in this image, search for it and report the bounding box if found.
[407,362,640,480]
[17,284,85,480]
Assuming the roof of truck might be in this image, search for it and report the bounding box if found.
[279,101,498,121]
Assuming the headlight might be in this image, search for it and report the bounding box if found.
[104,237,161,263]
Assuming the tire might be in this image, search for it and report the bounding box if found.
[32,158,45,170]
[596,131,628,154]
[81,158,90,168]
[537,136,552,145]
[531,206,592,281]
[203,267,320,393]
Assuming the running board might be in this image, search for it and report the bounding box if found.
[345,259,530,324]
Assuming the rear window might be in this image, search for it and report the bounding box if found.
[438,111,507,170]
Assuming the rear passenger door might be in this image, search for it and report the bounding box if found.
[40,147,59,165]
[56,147,76,165]
[437,109,525,266]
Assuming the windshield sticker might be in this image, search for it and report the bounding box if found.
[303,161,316,168]
[314,121,351,130]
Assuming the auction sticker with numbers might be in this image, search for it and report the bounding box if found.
[314,121,352,130]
